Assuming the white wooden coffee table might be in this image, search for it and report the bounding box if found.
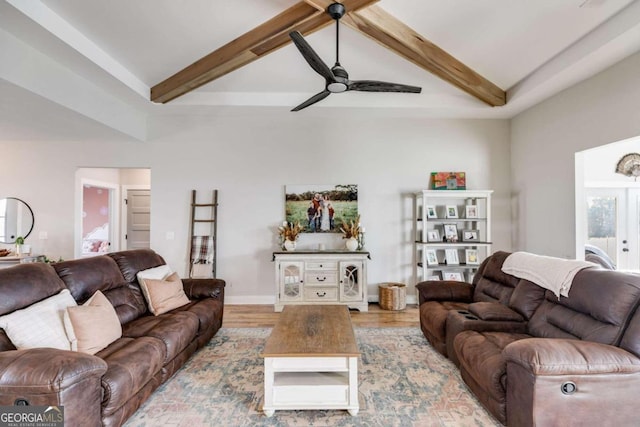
[261,305,360,417]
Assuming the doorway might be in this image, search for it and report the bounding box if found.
[75,168,151,259]
[575,137,640,271]
[80,180,118,257]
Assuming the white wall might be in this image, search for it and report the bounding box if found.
[0,110,511,304]
[511,51,640,258]
[583,136,640,183]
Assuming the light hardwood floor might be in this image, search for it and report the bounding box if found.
[222,304,419,328]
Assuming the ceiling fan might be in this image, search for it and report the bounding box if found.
[288,2,421,111]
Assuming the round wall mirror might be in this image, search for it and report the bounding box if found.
[0,197,34,244]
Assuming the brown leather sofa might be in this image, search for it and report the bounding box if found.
[0,249,225,427]
[418,251,640,426]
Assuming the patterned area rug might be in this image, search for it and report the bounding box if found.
[124,328,500,427]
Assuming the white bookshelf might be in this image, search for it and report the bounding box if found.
[414,190,493,283]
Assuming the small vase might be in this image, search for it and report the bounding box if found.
[284,239,296,251]
[345,237,359,251]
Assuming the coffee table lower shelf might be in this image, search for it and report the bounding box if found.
[263,356,359,417]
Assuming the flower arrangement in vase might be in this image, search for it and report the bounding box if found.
[278,221,303,251]
[15,236,25,256]
[340,215,361,251]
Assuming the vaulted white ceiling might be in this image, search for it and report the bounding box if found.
[1,0,640,139]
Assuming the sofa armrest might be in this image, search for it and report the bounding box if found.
[416,280,473,304]
[0,348,107,426]
[182,278,226,300]
[504,338,640,375]
[504,338,640,426]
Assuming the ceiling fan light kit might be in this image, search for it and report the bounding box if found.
[289,2,422,111]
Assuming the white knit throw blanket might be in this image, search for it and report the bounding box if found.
[501,252,596,298]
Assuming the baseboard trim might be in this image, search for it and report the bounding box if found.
[224,295,418,305]
[224,295,275,305]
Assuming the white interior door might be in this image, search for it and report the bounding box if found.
[125,189,150,250]
[585,188,639,271]
[626,189,640,271]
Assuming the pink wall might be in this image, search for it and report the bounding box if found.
[83,186,109,237]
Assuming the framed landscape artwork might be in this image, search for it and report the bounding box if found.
[285,184,358,233]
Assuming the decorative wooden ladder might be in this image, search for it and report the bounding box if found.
[188,190,218,278]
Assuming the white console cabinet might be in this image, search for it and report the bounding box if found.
[273,251,369,312]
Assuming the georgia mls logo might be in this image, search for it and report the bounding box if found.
[44,406,64,422]
[0,405,64,427]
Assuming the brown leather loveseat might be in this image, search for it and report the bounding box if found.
[418,251,640,426]
[0,249,225,426]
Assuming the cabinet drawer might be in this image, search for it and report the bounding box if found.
[304,287,338,301]
[305,272,337,285]
[305,261,337,270]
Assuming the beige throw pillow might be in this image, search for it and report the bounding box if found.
[0,289,76,350]
[64,290,122,355]
[140,272,190,315]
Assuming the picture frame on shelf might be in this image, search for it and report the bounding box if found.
[462,229,480,242]
[445,249,459,265]
[465,205,478,219]
[443,271,463,281]
[427,274,441,281]
[426,249,439,266]
[465,249,480,265]
[426,205,438,219]
[445,205,458,218]
[427,229,441,242]
[443,224,458,242]
[431,172,466,190]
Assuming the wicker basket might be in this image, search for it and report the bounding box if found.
[378,283,406,311]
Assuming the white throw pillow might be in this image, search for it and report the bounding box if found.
[0,289,77,350]
[137,265,173,285]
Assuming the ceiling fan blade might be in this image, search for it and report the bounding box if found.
[348,80,422,93]
[292,90,331,111]
[289,31,336,83]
